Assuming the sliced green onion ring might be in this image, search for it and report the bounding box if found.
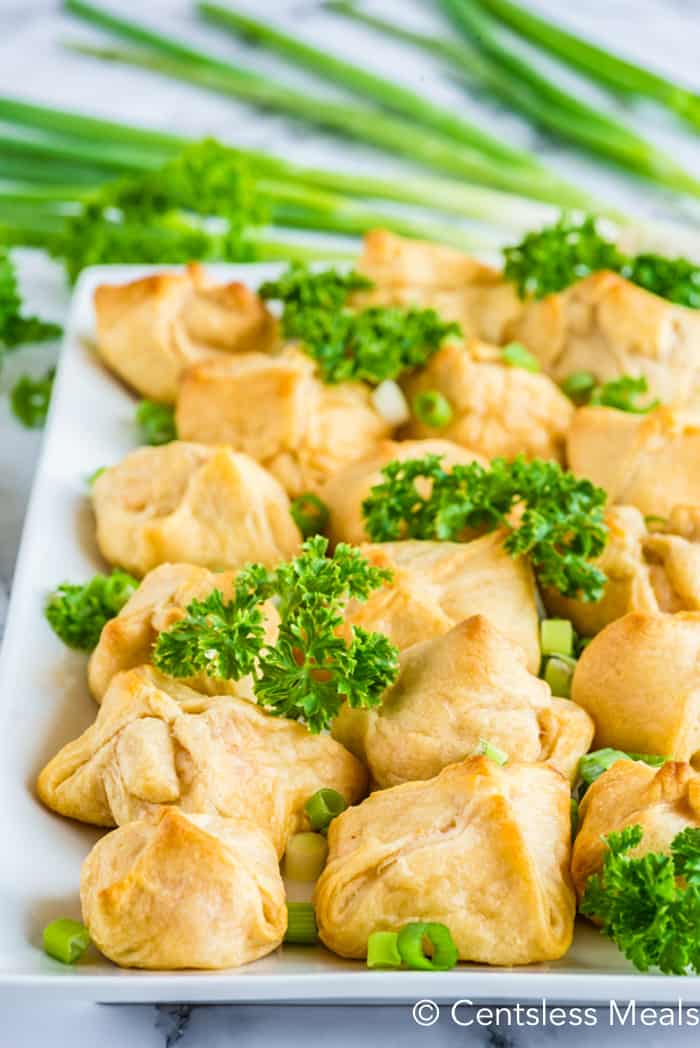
[283,831,328,881]
[543,655,576,698]
[501,341,540,372]
[43,918,90,964]
[561,370,596,403]
[412,390,453,428]
[396,921,458,971]
[305,788,347,831]
[367,930,402,969]
[472,738,508,765]
[290,493,330,537]
[284,902,318,944]
[540,618,575,657]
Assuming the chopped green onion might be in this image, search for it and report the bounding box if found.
[283,831,328,882]
[42,918,90,964]
[304,788,347,832]
[589,375,659,414]
[290,493,330,538]
[570,796,579,838]
[396,921,458,971]
[540,618,575,657]
[412,390,453,428]
[135,399,176,445]
[87,466,106,488]
[367,931,402,969]
[371,378,410,426]
[561,370,596,404]
[644,514,668,530]
[472,738,508,765]
[543,655,576,699]
[501,341,540,372]
[284,902,318,944]
[579,748,668,791]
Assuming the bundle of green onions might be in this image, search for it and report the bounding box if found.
[0,93,581,281]
[59,0,604,211]
[475,0,700,133]
[326,0,700,203]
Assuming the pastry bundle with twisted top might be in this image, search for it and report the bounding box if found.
[333,615,592,787]
[94,262,277,403]
[38,665,367,855]
[314,756,576,965]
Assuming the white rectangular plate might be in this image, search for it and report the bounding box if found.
[0,264,696,1003]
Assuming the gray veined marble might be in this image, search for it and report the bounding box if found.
[2,0,700,1044]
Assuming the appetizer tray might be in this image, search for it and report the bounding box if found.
[0,262,696,1004]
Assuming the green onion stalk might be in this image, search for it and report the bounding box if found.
[325,0,700,202]
[475,0,700,133]
[438,0,700,200]
[0,99,562,233]
[61,0,599,209]
[197,1,538,171]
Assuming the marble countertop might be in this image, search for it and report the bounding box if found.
[2,0,700,1043]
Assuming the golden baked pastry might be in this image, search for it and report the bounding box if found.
[566,405,700,516]
[92,442,301,577]
[175,347,392,496]
[507,270,700,408]
[571,759,700,899]
[543,505,700,635]
[94,263,277,403]
[344,537,540,672]
[402,339,573,462]
[322,438,485,547]
[81,808,286,969]
[571,611,700,761]
[38,666,367,854]
[354,230,522,343]
[332,616,593,786]
[314,756,575,965]
[88,562,278,703]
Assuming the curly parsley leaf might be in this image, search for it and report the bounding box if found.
[45,570,138,651]
[0,248,61,360]
[580,825,700,974]
[626,253,700,310]
[503,216,624,300]
[362,455,608,601]
[152,536,398,733]
[259,263,371,311]
[260,263,460,385]
[503,216,700,309]
[49,140,264,283]
[153,565,270,681]
[10,367,55,428]
[135,400,177,446]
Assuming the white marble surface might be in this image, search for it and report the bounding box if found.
[3,0,700,1043]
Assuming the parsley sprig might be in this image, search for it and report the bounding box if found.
[504,215,700,308]
[10,367,55,428]
[50,140,264,283]
[153,565,269,681]
[152,537,399,733]
[581,826,700,974]
[0,248,61,363]
[45,570,138,651]
[362,455,608,601]
[260,263,460,385]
